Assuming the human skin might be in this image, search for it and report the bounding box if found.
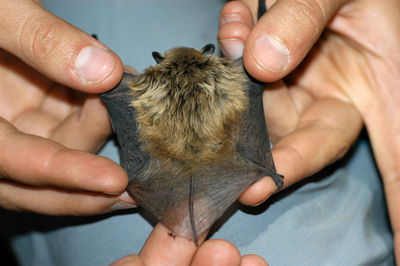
[219,0,400,263]
[0,0,131,215]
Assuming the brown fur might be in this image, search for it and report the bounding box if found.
[130,47,247,163]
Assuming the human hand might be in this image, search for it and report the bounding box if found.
[219,0,400,262]
[111,223,267,266]
[0,0,134,214]
[219,0,364,204]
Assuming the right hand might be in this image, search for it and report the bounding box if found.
[0,0,135,215]
[219,0,400,262]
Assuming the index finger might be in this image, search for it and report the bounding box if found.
[0,118,127,193]
[239,98,362,205]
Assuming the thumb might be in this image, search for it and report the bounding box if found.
[0,0,123,93]
[220,0,346,82]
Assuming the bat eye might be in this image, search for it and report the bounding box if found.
[152,51,164,64]
[201,44,215,55]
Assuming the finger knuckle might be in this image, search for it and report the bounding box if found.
[18,16,63,62]
[289,0,326,38]
[218,22,250,41]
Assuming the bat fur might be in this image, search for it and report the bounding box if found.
[131,46,248,163]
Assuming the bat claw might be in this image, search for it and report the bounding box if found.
[256,164,284,189]
[271,173,284,189]
[168,231,177,239]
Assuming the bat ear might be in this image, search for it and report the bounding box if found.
[152,51,164,64]
[200,44,215,55]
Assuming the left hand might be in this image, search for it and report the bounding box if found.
[0,0,130,215]
[0,49,132,215]
[111,223,267,266]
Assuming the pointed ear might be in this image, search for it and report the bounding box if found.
[200,44,215,55]
[152,51,164,64]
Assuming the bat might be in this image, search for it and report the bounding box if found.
[100,0,283,245]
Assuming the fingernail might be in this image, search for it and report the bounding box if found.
[221,13,245,25]
[110,201,137,212]
[219,39,244,60]
[119,191,137,205]
[251,35,289,72]
[74,46,116,84]
[110,191,137,211]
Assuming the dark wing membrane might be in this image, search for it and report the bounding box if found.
[101,64,282,242]
[235,59,283,187]
[127,155,268,241]
[125,59,282,241]
[100,73,150,180]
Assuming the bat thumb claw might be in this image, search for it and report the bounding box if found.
[271,173,284,188]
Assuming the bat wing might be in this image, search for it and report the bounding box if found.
[127,154,268,244]
[237,58,284,187]
[100,73,150,180]
[101,69,282,244]
[99,0,277,246]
